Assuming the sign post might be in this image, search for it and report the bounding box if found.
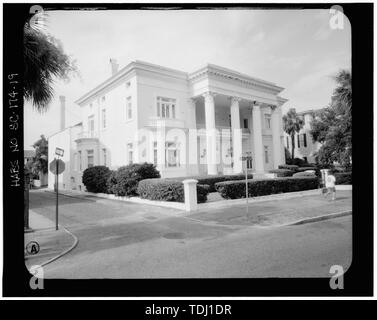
[49,148,65,231]
[240,152,253,214]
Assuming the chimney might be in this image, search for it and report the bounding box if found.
[110,58,119,76]
[59,95,66,131]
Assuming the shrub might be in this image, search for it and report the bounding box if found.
[215,177,319,199]
[137,179,209,203]
[167,174,253,192]
[278,164,299,171]
[268,169,294,177]
[107,162,160,196]
[334,172,352,185]
[297,166,317,172]
[82,166,111,193]
[293,171,316,177]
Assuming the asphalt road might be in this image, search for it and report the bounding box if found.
[30,190,352,278]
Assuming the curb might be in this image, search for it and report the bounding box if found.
[39,225,79,267]
[27,210,79,267]
[276,210,352,227]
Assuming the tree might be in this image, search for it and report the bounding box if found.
[24,16,77,112]
[310,70,352,169]
[283,108,304,159]
[31,135,48,176]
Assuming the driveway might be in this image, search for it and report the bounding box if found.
[28,189,352,278]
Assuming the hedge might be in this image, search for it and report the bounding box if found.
[167,174,253,193]
[297,166,317,172]
[215,177,319,199]
[137,179,209,203]
[107,163,160,196]
[82,166,112,193]
[268,169,294,177]
[278,164,299,171]
[334,172,352,185]
[293,171,316,177]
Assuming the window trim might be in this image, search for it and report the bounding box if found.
[156,96,177,119]
[264,145,269,164]
[165,141,180,167]
[87,149,94,168]
[101,108,106,129]
[126,96,132,121]
[264,114,271,129]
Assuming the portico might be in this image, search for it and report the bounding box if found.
[192,90,285,176]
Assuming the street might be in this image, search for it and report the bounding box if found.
[29,190,352,278]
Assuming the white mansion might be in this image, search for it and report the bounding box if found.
[48,60,288,191]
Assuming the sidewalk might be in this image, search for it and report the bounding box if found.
[25,210,78,269]
[188,190,352,227]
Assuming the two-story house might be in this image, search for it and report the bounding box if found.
[284,108,324,163]
[48,60,288,191]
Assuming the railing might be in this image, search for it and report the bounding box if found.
[147,117,185,128]
[76,131,98,139]
[196,124,250,135]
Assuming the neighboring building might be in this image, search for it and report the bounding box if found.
[284,108,324,163]
[24,149,35,165]
[48,60,288,191]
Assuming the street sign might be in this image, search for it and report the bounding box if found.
[49,159,65,175]
[240,151,253,161]
[55,147,64,157]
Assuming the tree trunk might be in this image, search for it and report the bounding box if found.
[291,134,295,159]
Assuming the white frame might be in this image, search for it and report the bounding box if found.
[156,96,177,119]
[126,96,132,121]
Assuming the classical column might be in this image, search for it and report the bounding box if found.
[188,98,199,175]
[156,121,166,171]
[203,92,217,175]
[252,104,264,173]
[271,105,283,169]
[230,97,243,174]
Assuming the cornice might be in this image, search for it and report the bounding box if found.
[189,64,285,94]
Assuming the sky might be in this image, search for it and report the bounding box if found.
[24,8,351,148]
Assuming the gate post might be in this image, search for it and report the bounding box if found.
[183,179,198,212]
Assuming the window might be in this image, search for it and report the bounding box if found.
[297,134,300,148]
[78,151,82,171]
[103,148,107,166]
[87,149,94,168]
[102,96,106,103]
[126,96,132,120]
[264,146,269,163]
[89,103,93,109]
[157,96,176,119]
[286,136,289,150]
[264,114,271,129]
[101,109,106,129]
[74,153,78,171]
[127,143,133,164]
[303,133,307,147]
[126,81,131,88]
[88,115,94,134]
[246,158,252,169]
[243,119,249,129]
[165,141,180,167]
[153,141,158,165]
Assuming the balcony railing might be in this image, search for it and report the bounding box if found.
[146,117,185,128]
[76,131,99,140]
[196,124,250,136]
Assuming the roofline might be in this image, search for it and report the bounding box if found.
[297,107,326,115]
[47,122,83,139]
[76,60,287,105]
[189,63,285,93]
[75,60,188,105]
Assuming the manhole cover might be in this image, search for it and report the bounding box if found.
[163,232,185,239]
